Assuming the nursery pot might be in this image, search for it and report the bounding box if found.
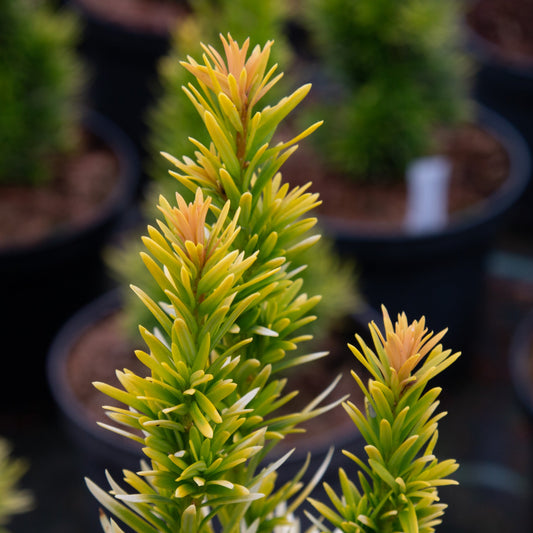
[323,106,530,370]
[47,292,143,479]
[66,0,186,165]
[466,7,533,231]
[47,289,371,529]
[0,111,139,413]
[47,290,142,532]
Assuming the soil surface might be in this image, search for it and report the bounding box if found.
[0,131,120,249]
[74,0,190,35]
[66,309,365,450]
[282,123,510,233]
[466,0,533,66]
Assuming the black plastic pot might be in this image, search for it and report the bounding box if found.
[0,111,140,413]
[466,17,533,231]
[47,291,142,478]
[323,106,531,369]
[66,0,180,167]
[47,290,141,532]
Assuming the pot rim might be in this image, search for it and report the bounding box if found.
[464,5,533,78]
[67,0,178,52]
[47,289,142,456]
[0,110,140,261]
[321,104,531,244]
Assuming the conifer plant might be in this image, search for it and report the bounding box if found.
[302,0,471,182]
[106,0,356,347]
[88,34,460,532]
[88,34,338,532]
[308,308,461,532]
[0,0,82,185]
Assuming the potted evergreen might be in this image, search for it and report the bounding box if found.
[0,0,140,410]
[284,0,531,359]
[46,14,359,522]
[77,35,461,532]
[112,0,353,350]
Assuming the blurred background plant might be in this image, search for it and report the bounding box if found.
[0,438,33,533]
[0,0,83,186]
[299,0,473,182]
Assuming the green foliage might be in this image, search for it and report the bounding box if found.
[307,307,460,533]
[0,439,33,533]
[109,0,358,344]
[108,225,358,346]
[90,35,344,532]
[301,0,472,181]
[147,0,292,192]
[0,0,82,185]
[108,0,294,336]
[94,34,460,533]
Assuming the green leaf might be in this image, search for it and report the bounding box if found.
[379,418,394,456]
[181,505,198,533]
[399,499,419,533]
[85,478,161,533]
[131,285,173,337]
[308,498,343,528]
[94,382,146,413]
[368,380,394,421]
[203,110,240,176]
[190,401,214,439]
[368,459,396,488]
[388,435,420,475]
[195,390,223,424]
[218,92,243,133]
[197,273,236,315]
[254,84,312,144]
[218,167,242,204]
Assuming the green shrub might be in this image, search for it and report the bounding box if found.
[0,0,82,185]
[90,34,342,531]
[301,0,472,182]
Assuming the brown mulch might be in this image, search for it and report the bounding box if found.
[466,0,533,66]
[0,131,120,249]
[281,123,510,233]
[66,311,141,424]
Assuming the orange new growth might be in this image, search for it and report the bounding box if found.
[160,189,211,264]
[181,33,282,111]
[378,306,446,385]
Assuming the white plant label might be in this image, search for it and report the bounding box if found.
[405,155,451,233]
